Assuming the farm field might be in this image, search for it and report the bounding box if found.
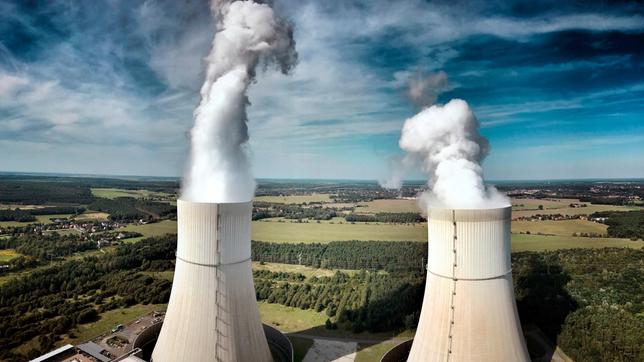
[74,211,110,221]
[254,193,333,204]
[509,233,642,252]
[0,249,19,262]
[511,219,608,236]
[511,198,581,210]
[512,203,641,218]
[356,199,419,213]
[91,188,175,200]
[252,219,427,243]
[121,220,177,239]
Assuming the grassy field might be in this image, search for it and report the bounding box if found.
[259,302,329,333]
[91,188,175,200]
[512,203,641,218]
[356,199,419,213]
[511,219,608,236]
[74,211,110,221]
[254,193,333,204]
[252,219,427,243]
[0,249,20,262]
[355,340,402,362]
[511,198,581,210]
[253,261,368,277]
[121,220,177,239]
[70,303,167,343]
[510,233,642,252]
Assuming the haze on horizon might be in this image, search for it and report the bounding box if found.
[1,0,643,181]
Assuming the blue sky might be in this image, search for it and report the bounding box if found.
[1,0,643,180]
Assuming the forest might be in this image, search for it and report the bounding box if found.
[592,210,644,239]
[252,240,427,272]
[88,198,176,221]
[344,212,425,223]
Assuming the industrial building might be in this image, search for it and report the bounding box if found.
[383,206,530,362]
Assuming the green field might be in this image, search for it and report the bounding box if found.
[121,220,177,239]
[512,203,641,218]
[252,219,427,243]
[74,211,110,221]
[511,198,581,210]
[511,219,608,236]
[254,193,333,204]
[355,340,402,362]
[0,249,20,262]
[91,188,175,200]
[259,302,329,333]
[510,233,642,252]
[69,303,167,343]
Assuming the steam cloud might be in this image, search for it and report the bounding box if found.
[399,99,509,209]
[182,0,297,203]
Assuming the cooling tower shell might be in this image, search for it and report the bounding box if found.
[151,200,272,362]
[407,206,529,362]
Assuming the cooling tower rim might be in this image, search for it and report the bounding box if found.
[177,198,252,206]
[427,205,511,221]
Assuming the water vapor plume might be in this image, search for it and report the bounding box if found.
[393,70,450,107]
[182,0,297,203]
[399,99,509,209]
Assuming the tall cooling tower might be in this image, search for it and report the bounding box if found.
[152,200,272,362]
[407,206,529,362]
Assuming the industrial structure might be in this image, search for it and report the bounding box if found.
[152,200,273,362]
[385,206,529,362]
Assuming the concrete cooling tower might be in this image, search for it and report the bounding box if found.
[383,206,529,362]
[152,200,272,362]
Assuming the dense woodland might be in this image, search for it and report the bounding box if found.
[592,210,644,240]
[0,181,94,205]
[252,202,341,221]
[88,198,176,221]
[344,212,424,223]
[252,240,427,272]
[0,207,85,222]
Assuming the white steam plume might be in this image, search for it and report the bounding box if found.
[399,99,509,209]
[182,0,297,203]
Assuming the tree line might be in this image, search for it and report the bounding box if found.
[88,197,176,222]
[344,212,425,223]
[591,210,644,240]
[0,207,86,222]
[252,240,427,272]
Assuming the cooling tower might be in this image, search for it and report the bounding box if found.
[407,206,529,362]
[152,200,272,362]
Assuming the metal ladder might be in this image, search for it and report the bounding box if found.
[446,210,458,361]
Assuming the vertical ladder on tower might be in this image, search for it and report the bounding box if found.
[446,210,458,362]
[215,210,224,362]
